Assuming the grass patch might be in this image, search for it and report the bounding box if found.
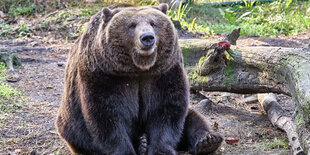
[9,3,36,15]
[0,63,22,115]
[1,0,309,38]
[0,20,32,38]
[168,3,213,34]
[179,0,310,36]
[259,137,289,152]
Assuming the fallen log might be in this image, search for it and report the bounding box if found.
[179,39,310,153]
[0,46,47,52]
[258,93,305,155]
[0,40,31,45]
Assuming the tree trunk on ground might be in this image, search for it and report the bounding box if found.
[179,38,310,153]
[258,93,305,155]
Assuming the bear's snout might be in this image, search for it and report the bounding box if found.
[140,33,156,49]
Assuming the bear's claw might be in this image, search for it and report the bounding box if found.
[195,133,223,154]
[138,133,148,155]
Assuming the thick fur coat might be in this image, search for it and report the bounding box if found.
[56,4,222,155]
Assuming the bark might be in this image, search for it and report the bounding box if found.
[258,93,305,155]
[179,39,310,153]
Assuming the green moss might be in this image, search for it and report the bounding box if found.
[223,63,237,85]
[197,76,209,83]
[277,54,310,123]
[296,111,306,126]
[191,70,199,80]
[188,69,198,85]
[198,56,207,67]
[303,99,310,123]
[182,48,192,67]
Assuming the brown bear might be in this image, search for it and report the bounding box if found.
[56,3,223,155]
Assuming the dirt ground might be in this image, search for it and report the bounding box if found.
[1,22,310,154]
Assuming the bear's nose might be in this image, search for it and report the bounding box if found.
[140,33,155,48]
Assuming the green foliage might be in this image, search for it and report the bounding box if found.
[259,137,289,152]
[181,1,310,36]
[198,56,207,67]
[9,3,36,15]
[0,63,22,113]
[168,3,211,34]
[80,9,96,16]
[168,3,191,22]
[0,22,13,38]
[0,0,92,16]
[0,20,33,39]
[0,0,37,15]
[243,0,256,9]
[137,0,158,6]
[17,22,32,37]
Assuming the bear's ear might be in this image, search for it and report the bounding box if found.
[158,3,168,14]
[102,7,113,22]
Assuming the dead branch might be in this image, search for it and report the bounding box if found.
[258,93,305,155]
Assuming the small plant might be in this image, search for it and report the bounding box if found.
[17,22,32,37]
[0,22,13,38]
[137,0,157,6]
[167,3,210,34]
[168,3,191,22]
[0,62,22,113]
[259,137,289,152]
[80,9,96,16]
[186,0,310,37]
[8,2,36,15]
[243,0,256,9]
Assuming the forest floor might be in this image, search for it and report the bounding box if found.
[1,13,310,155]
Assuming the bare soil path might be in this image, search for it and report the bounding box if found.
[1,31,309,154]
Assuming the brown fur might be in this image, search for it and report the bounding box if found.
[56,4,222,155]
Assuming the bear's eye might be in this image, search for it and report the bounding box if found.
[150,21,155,27]
[129,23,137,29]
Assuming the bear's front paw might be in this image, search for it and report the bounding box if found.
[147,144,177,155]
[195,132,223,154]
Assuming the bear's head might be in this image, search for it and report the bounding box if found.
[90,4,181,76]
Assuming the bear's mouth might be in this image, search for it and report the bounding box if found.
[131,47,157,71]
[135,45,157,56]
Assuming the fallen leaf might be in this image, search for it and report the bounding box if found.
[225,137,239,144]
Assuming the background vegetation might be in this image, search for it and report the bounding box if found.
[0,0,309,112]
[0,0,309,39]
[0,0,309,106]
[0,63,22,115]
